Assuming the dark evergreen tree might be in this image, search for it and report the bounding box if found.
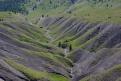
[42,14,44,17]
[58,42,62,47]
[69,44,72,51]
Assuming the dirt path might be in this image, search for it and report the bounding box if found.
[45,29,53,42]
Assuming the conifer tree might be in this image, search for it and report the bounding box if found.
[58,42,61,47]
[69,44,72,51]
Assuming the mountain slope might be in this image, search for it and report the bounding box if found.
[1,0,121,81]
[0,13,72,81]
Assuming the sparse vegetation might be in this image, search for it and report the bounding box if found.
[5,59,69,81]
[1,0,121,81]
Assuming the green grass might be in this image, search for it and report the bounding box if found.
[0,12,12,18]
[0,21,69,66]
[27,0,121,23]
[1,0,121,24]
[23,49,71,68]
[27,0,69,22]
[63,0,121,24]
[5,59,69,81]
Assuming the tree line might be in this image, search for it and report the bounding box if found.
[0,0,28,13]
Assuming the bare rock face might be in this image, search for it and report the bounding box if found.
[68,48,121,81]
[69,49,95,81]
[68,49,94,63]
[0,60,28,81]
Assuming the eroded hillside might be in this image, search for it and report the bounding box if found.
[0,0,121,81]
[0,13,72,81]
[39,16,121,81]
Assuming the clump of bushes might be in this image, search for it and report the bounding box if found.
[58,40,73,51]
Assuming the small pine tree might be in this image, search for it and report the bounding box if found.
[65,40,68,42]
[69,44,72,51]
[110,5,112,7]
[106,4,109,8]
[58,42,61,47]
[50,0,52,4]
[0,18,3,21]
[42,14,44,17]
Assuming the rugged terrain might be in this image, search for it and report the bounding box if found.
[0,0,121,81]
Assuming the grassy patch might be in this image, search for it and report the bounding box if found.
[24,49,71,68]
[0,12,12,19]
[64,1,121,24]
[5,59,69,81]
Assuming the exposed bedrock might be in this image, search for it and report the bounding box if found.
[0,59,28,81]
